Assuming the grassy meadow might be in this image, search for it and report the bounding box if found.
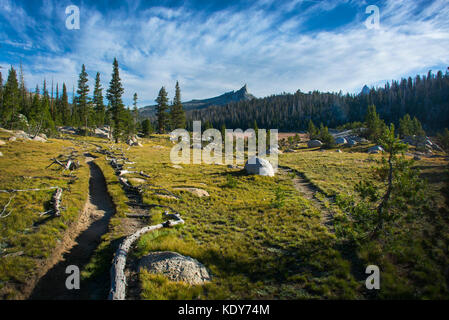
[0,132,448,300]
[0,131,90,299]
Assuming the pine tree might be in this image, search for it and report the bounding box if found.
[93,72,105,127]
[399,114,413,138]
[142,118,153,137]
[318,123,335,148]
[106,58,126,143]
[124,106,134,136]
[76,64,90,131]
[412,117,425,137]
[307,119,318,140]
[1,67,20,128]
[221,124,226,141]
[18,62,28,117]
[30,85,40,121]
[253,120,259,145]
[133,93,139,133]
[365,104,386,143]
[53,83,62,125]
[169,81,186,130]
[71,85,76,125]
[60,83,70,125]
[156,86,169,134]
[0,71,3,121]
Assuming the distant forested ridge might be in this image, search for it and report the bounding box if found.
[140,84,254,118]
[187,68,449,133]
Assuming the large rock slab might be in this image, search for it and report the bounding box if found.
[244,156,275,177]
[307,140,323,148]
[139,251,211,285]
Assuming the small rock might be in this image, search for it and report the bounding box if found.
[347,139,357,146]
[33,136,47,142]
[155,194,179,200]
[129,178,147,185]
[174,187,209,197]
[8,136,16,142]
[0,140,5,146]
[0,151,3,157]
[14,132,29,140]
[172,165,183,169]
[336,149,342,153]
[413,155,422,161]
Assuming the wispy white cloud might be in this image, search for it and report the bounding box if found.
[1,0,448,107]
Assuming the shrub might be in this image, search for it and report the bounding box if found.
[271,186,286,208]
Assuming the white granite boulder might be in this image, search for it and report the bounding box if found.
[244,156,275,177]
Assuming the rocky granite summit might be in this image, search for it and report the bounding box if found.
[139,84,255,117]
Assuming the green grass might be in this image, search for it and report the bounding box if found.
[281,146,449,299]
[121,138,361,299]
[0,133,89,299]
[2,132,447,300]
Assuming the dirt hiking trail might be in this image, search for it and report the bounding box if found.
[29,157,115,300]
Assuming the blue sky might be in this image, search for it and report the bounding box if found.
[1,0,448,107]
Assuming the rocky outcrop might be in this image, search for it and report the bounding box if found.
[335,137,347,145]
[402,135,443,152]
[139,251,211,285]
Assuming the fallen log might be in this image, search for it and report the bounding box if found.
[139,171,151,178]
[47,158,79,171]
[52,188,63,217]
[119,170,137,176]
[0,194,15,219]
[109,213,184,300]
[0,186,60,193]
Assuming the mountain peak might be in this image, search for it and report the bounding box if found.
[238,84,248,93]
[139,85,256,118]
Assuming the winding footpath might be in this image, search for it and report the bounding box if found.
[278,166,336,231]
[29,156,115,299]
